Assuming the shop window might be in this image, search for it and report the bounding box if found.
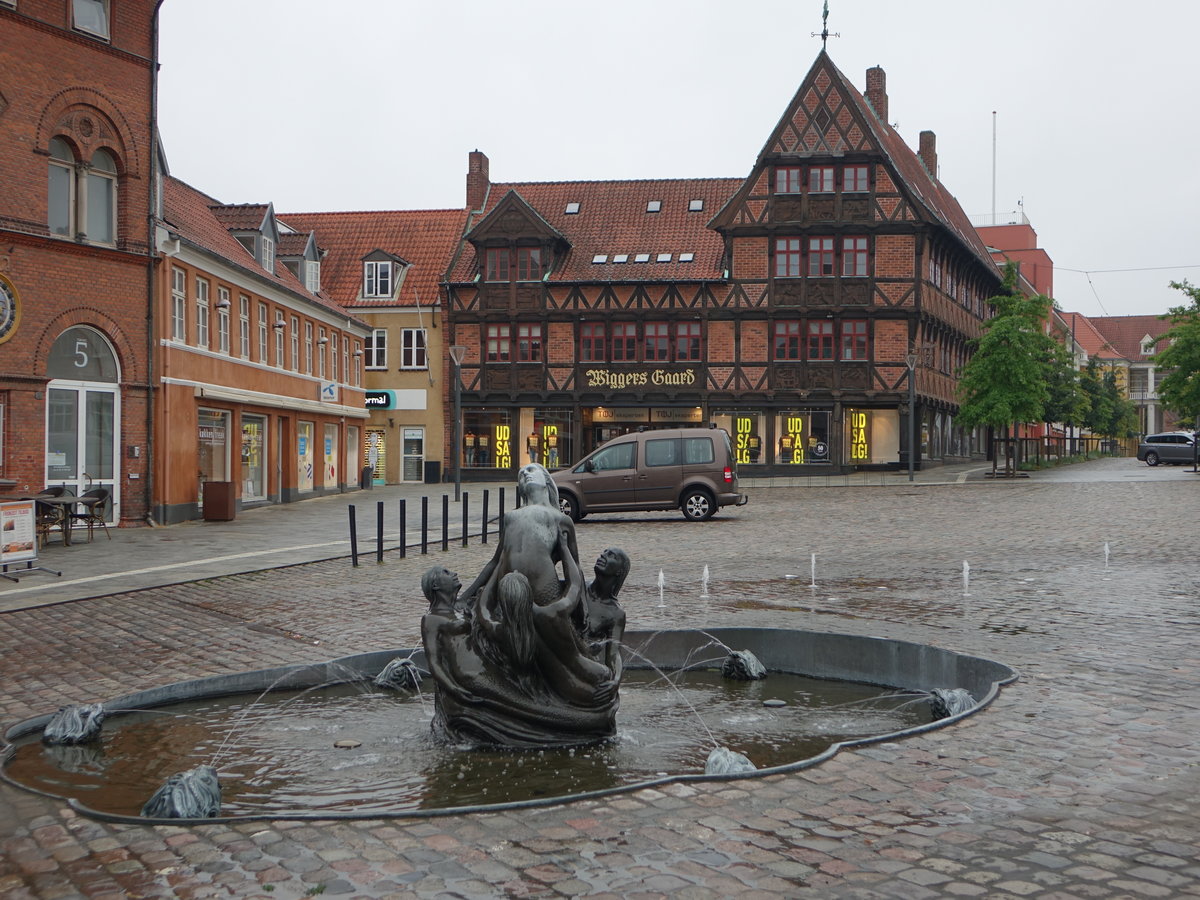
[580,323,605,362]
[808,320,834,360]
[775,410,831,465]
[840,320,869,360]
[365,328,387,369]
[517,323,542,361]
[713,410,765,465]
[530,409,573,468]
[773,320,801,360]
[486,325,510,362]
[775,238,802,278]
[775,166,802,194]
[462,409,513,469]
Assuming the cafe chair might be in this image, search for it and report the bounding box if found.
[70,487,112,542]
[34,486,74,547]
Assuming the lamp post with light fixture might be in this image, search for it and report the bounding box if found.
[449,345,467,501]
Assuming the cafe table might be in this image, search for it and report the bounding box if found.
[0,493,77,547]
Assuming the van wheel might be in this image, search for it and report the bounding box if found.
[681,489,715,521]
[1145,451,1159,466]
[559,493,583,521]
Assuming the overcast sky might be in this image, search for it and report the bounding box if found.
[158,0,1200,319]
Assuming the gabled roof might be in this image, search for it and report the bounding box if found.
[467,189,568,247]
[277,232,317,259]
[1089,315,1173,362]
[1057,312,1124,361]
[210,202,271,233]
[711,50,998,276]
[447,177,741,283]
[161,178,360,324]
[278,209,470,308]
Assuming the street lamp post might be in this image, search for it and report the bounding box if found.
[905,349,919,483]
[448,345,467,501]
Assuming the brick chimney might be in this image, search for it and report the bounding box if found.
[865,66,888,125]
[919,131,938,179]
[466,150,490,212]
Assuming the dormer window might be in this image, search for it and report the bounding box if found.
[517,248,542,281]
[305,260,321,293]
[261,236,275,274]
[364,260,392,297]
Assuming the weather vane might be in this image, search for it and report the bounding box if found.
[812,0,840,49]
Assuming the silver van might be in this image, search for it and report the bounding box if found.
[1136,432,1196,466]
[551,427,748,521]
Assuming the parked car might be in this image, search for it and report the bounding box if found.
[551,426,748,521]
[1136,432,1197,466]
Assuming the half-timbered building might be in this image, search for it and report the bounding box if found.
[444,52,1003,478]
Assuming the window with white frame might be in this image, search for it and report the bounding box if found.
[195,277,210,348]
[330,333,338,382]
[171,267,186,341]
[304,322,313,374]
[318,328,327,378]
[354,343,362,386]
[305,260,321,293]
[290,315,300,370]
[72,0,108,39]
[401,328,427,369]
[217,287,230,353]
[274,310,285,367]
[262,236,275,274]
[257,301,268,362]
[365,328,387,369]
[364,261,392,297]
[86,149,117,244]
[239,295,250,358]
[342,337,349,384]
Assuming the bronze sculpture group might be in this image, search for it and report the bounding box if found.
[421,463,629,747]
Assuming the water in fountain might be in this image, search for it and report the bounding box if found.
[1104,542,1110,570]
[701,564,710,598]
[962,560,970,597]
[657,569,666,607]
[810,552,817,588]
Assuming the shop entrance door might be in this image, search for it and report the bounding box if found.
[402,428,424,482]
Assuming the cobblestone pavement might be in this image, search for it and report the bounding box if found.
[2,467,1199,898]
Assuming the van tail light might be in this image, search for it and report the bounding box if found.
[723,466,734,484]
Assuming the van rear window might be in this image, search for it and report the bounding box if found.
[683,437,714,464]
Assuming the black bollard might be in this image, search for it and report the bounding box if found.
[399,499,406,558]
[461,493,469,547]
[348,505,359,567]
[421,496,428,555]
[481,489,489,544]
[376,501,384,564]
[498,487,506,541]
[441,494,449,552]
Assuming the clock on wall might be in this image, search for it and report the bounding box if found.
[0,274,20,345]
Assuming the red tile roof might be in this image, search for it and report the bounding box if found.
[277,233,311,257]
[210,203,270,232]
[1057,312,1123,360]
[278,209,470,308]
[448,178,741,284]
[161,178,361,324]
[1089,315,1173,362]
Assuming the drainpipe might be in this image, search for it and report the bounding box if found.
[144,3,168,526]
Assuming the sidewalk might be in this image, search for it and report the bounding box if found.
[0,462,1002,613]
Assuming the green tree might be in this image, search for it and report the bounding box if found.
[1080,360,1138,448]
[957,264,1057,474]
[1042,340,1090,437]
[1152,280,1200,426]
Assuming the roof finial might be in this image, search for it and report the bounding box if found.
[813,0,840,49]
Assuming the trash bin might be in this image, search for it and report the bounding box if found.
[360,465,373,490]
[202,481,236,521]
[423,461,441,485]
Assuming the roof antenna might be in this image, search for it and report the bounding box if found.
[812,0,840,49]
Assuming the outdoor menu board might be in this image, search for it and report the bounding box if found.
[1,501,37,564]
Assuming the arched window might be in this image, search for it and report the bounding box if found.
[86,149,117,244]
[47,139,119,245]
[48,138,75,237]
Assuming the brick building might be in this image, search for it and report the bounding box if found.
[444,52,1004,477]
[0,0,158,524]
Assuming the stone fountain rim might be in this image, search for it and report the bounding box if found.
[1,626,1017,825]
